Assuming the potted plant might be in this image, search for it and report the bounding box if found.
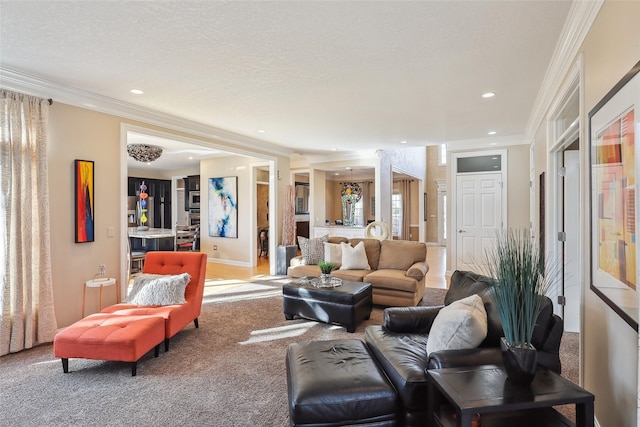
[484,228,556,386]
[318,261,336,284]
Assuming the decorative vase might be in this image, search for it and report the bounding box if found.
[500,337,537,386]
[320,273,331,284]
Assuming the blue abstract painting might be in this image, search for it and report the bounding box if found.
[208,176,238,238]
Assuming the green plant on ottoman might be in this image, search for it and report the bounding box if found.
[318,261,336,285]
[484,228,558,386]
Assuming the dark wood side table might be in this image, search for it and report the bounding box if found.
[427,364,594,427]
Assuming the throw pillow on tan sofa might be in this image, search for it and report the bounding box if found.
[287,237,429,307]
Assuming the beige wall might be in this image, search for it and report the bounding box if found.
[47,103,289,328]
[579,2,639,424]
[200,156,264,263]
[529,1,640,424]
[426,145,446,243]
[505,144,530,229]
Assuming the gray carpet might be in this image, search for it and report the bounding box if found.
[0,280,577,426]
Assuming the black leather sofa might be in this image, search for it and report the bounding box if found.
[364,269,564,426]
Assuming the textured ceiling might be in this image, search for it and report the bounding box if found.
[0,1,573,157]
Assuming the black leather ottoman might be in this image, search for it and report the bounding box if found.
[282,280,372,332]
[286,339,397,427]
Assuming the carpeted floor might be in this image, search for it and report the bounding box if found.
[0,279,578,426]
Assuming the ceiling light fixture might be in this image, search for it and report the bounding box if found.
[127,144,163,163]
[130,89,144,95]
[488,131,497,135]
[400,140,407,144]
[258,129,266,133]
[482,92,495,98]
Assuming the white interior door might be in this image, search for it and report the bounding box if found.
[563,150,580,332]
[456,173,503,271]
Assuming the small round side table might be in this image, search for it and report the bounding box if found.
[82,277,118,317]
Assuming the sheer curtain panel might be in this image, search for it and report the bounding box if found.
[0,89,57,356]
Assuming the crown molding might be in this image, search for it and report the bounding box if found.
[0,67,294,158]
[446,134,529,152]
[525,0,604,138]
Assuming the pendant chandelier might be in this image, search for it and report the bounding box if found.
[127,144,163,163]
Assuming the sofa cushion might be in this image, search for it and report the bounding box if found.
[126,273,191,306]
[323,242,343,268]
[332,269,369,282]
[340,241,371,270]
[349,238,381,270]
[364,269,420,293]
[364,325,430,411]
[378,240,426,270]
[426,294,488,355]
[298,235,328,265]
[287,264,321,278]
[447,270,503,347]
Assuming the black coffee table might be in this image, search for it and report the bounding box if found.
[426,364,594,427]
[282,279,372,332]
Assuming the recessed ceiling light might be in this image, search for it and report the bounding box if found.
[188,156,194,160]
[331,148,337,151]
[489,142,497,146]
[258,129,266,133]
[334,173,339,176]
[345,167,352,170]
[130,89,144,95]
[400,140,407,144]
[482,92,495,98]
[488,131,497,135]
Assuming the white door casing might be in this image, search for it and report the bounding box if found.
[563,150,580,332]
[455,172,503,272]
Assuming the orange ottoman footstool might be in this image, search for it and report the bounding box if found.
[54,313,165,376]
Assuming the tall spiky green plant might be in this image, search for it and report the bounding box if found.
[484,229,555,348]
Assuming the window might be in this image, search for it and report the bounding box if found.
[439,143,447,166]
[391,193,402,237]
[353,197,364,226]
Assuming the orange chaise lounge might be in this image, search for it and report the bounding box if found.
[54,251,207,375]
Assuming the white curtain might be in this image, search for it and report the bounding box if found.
[0,89,57,356]
[282,184,296,246]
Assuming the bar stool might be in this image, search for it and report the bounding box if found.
[82,278,118,317]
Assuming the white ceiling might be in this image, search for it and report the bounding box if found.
[1,1,574,161]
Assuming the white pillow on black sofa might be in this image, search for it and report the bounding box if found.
[426,294,488,354]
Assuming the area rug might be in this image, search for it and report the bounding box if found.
[0,283,576,426]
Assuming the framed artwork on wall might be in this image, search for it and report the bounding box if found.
[208,176,238,238]
[589,60,640,331]
[74,159,95,243]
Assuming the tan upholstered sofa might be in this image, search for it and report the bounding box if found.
[287,237,429,307]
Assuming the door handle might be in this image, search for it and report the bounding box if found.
[458,229,466,233]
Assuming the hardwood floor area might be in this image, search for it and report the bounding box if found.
[202,244,448,298]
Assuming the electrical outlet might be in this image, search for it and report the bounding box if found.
[213,245,218,250]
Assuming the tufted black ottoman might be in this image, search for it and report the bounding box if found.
[283,280,372,332]
[286,339,397,427]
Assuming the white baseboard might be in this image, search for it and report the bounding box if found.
[206,257,251,267]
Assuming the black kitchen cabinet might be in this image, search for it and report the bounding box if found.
[184,175,200,211]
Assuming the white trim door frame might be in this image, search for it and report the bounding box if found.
[450,149,508,272]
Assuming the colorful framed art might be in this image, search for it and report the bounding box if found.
[74,159,95,243]
[589,60,640,331]
[208,176,238,238]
